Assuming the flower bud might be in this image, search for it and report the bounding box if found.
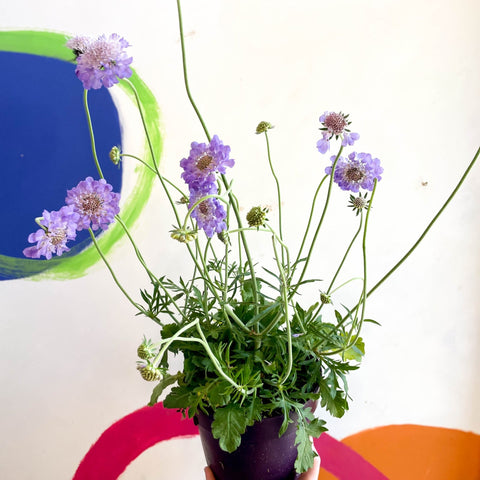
[170,227,198,243]
[137,362,162,382]
[137,338,157,360]
[255,121,274,134]
[246,206,268,228]
[320,292,332,304]
[109,146,121,165]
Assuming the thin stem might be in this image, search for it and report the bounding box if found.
[176,0,210,141]
[123,78,184,227]
[83,90,104,179]
[264,131,284,262]
[293,147,343,296]
[316,212,364,317]
[88,229,146,316]
[367,146,480,299]
[272,235,293,386]
[293,175,328,270]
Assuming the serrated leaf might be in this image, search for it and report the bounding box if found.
[306,418,327,438]
[294,420,316,473]
[163,385,195,410]
[211,404,249,452]
[148,372,183,406]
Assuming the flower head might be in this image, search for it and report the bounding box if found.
[137,362,163,382]
[67,33,133,90]
[66,36,92,58]
[189,192,227,238]
[137,338,157,360]
[109,146,121,165]
[348,192,370,216]
[255,121,274,134]
[317,111,359,154]
[246,206,269,228]
[180,135,234,191]
[325,152,383,192]
[65,176,120,231]
[23,205,80,260]
[170,226,198,243]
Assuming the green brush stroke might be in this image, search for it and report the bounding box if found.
[0,30,162,280]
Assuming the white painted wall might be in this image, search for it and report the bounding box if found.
[1,1,479,479]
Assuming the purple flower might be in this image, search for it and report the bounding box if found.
[325,152,383,192]
[23,205,80,259]
[67,33,133,90]
[317,111,359,154]
[180,135,234,191]
[65,177,120,231]
[189,191,227,238]
[316,131,331,154]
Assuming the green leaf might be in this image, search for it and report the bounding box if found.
[343,336,365,361]
[211,404,249,452]
[294,419,316,473]
[306,418,327,438]
[148,372,184,406]
[163,385,196,410]
[364,318,381,326]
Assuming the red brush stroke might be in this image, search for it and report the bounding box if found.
[73,402,387,480]
[72,403,198,480]
[314,434,388,479]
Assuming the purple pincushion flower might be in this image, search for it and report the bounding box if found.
[67,33,133,90]
[66,177,120,231]
[180,135,234,191]
[317,111,359,154]
[23,205,80,259]
[325,152,383,192]
[189,191,227,238]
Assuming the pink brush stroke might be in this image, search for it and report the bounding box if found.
[73,402,387,479]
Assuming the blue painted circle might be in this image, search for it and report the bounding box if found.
[0,52,122,269]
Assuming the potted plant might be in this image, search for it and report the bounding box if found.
[22,2,479,479]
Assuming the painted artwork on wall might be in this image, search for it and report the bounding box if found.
[0,31,161,280]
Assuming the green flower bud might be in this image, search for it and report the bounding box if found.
[255,121,274,134]
[320,292,332,304]
[109,146,121,165]
[217,230,230,245]
[170,227,198,243]
[246,206,268,228]
[137,338,157,360]
[137,363,162,382]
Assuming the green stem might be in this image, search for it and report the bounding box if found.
[121,153,188,200]
[175,0,259,312]
[123,78,184,227]
[316,212,364,317]
[264,131,284,263]
[176,0,210,141]
[293,175,328,270]
[271,235,293,385]
[83,90,104,179]
[367,146,480,299]
[293,147,343,296]
[88,229,147,316]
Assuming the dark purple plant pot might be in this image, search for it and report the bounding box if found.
[195,411,301,480]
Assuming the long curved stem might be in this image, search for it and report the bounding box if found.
[83,90,104,179]
[292,147,343,296]
[176,0,210,141]
[367,146,480,299]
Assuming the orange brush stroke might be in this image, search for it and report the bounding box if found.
[329,424,480,480]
